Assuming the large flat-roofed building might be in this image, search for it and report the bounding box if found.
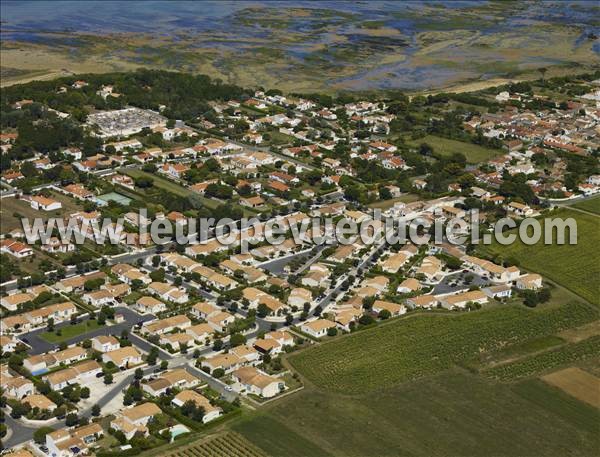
[87,107,166,138]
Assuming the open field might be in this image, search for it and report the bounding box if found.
[288,302,598,394]
[479,208,600,305]
[232,371,600,457]
[0,191,83,232]
[40,319,104,343]
[570,196,600,216]
[166,432,268,457]
[406,134,503,163]
[542,367,600,408]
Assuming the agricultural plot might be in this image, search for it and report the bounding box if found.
[166,432,268,457]
[479,208,600,305]
[288,302,598,394]
[235,372,600,457]
[483,336,600,381]
[233,414,332,457]
[406,134,503,163]
[542,367,600,408]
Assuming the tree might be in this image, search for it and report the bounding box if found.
[104,372,113,384]
[212,339,223,351]
[212,368,225,378]
[255,302,271,318]
[10,402,30,419]
[33,426,55,444]
[378,309,391,320]
[327,327,338,337]
[362,296,375,310]
[160,360,169,371]
[65,412,79,426]
[359,314,375,326]
[134,368,144,380]
[378,186,392,200]
[149,269,165,282]
[230,332,247,346]
[91,404,101,417]
[84,277,104,291]
[80,387,90,399]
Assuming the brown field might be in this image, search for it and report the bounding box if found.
[542,367,600,408]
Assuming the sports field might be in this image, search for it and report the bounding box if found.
[479,208,600,305]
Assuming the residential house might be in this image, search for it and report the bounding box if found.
[91,335,120,353]
[300,319,336,339]
[135,296,167,314]
[231,366,284,398]
[172,390,222,423]
[142,315,191,335]
[516,273,543,290]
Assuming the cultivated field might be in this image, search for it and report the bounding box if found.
[479,208,600,305]
[483,335,600,381]
[165,432,268,457]
[288,302,598,394]
[233,371,600,457]
[406,134,503,163]
[542,367,600,408]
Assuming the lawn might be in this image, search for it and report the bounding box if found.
[570,196,600,215]
[407,134,503,163]
[287,302,597,394]
[40,319,104,343]
[233,371,600,457]
[478,208,600,305]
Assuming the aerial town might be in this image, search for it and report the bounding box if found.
[0,63,599,457]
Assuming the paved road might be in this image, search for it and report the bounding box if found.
[19,307,155,355]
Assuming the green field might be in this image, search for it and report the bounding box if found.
[40,319,104,343]
[479,208,600,305]
[570,196,600,215]
[287,302,597,394]
[233,371,600,457]
[122,169,196,198]
[407,134,503,163]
